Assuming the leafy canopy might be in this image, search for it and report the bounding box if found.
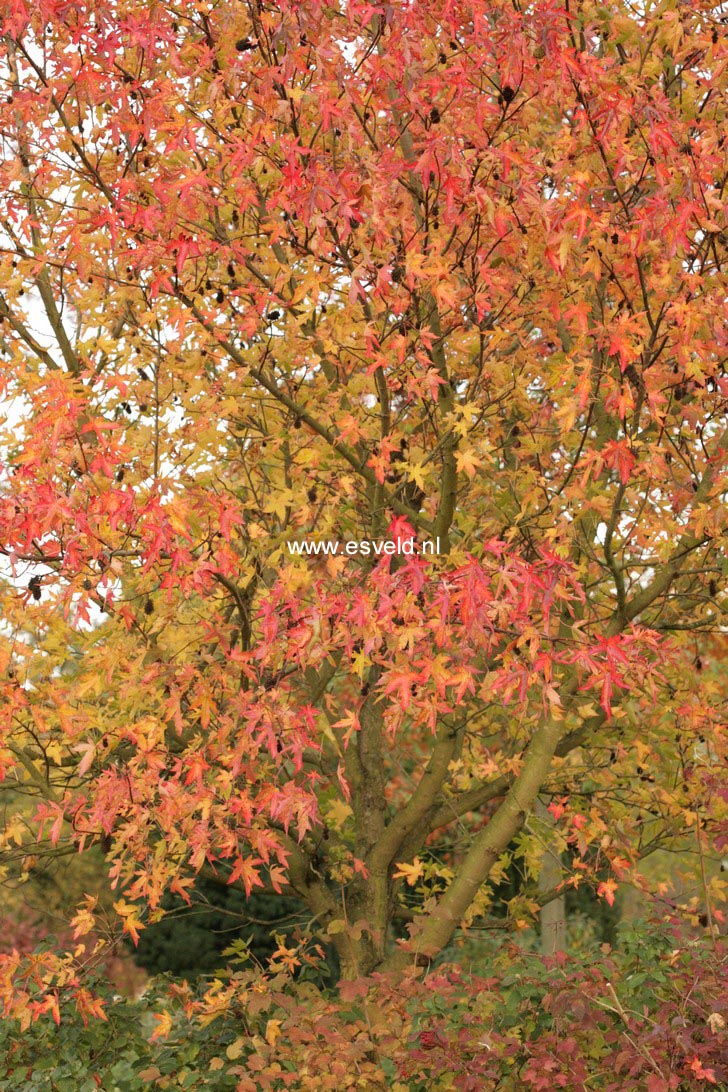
[0,0,725,1026]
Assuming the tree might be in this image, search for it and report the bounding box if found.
[0,0,725,1019]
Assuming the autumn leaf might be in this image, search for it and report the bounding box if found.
[393,859,425,887]
[149,1012,173,1042]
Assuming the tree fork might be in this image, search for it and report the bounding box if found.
[379,714,564,974]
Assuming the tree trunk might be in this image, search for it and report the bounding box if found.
[535,799,566,956]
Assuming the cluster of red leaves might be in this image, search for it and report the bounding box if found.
[400,941,728,1091]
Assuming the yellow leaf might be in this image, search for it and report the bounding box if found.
[150,1011,173,1042]
[323,798,353,829]
[405,460,428,491]
[265,1019,282,1046]
[351,649,372,678]
[392,858,424,886]
[264,488,295,520]
[455,450,481,478]
[226,1036,246,1060]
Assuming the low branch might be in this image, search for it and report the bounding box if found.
[379,713,564,972]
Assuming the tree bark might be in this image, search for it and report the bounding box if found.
[535,799,566,956]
